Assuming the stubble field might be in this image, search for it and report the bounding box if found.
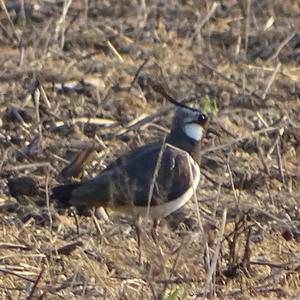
[0,0,300,299]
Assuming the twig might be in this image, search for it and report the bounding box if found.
[267,130,280,158]
[204,208,227,296]
[70,208,80,235]
[0,21,15,44]
[167,238,186,282]
[0,243,31,251]
[0,198,18,211]
[148,280,158,300]
[19,46,25,68]
[45,167,52,233]
[51,117,117,131]
[192,2,219,42]
[224,286,290,298]
[4,162,51,172]
[27,268,44,300]
[0,284,23,291]
[257,140,270,175]
[11,106,30,129]
[33,87,43,141]
[39,84,52,109]
[241,226,252,276]
[244,0,251,58]
[0,0,20,43]
[129,57,149,90]
[146,137,166,217]
[276,139,285,184]
[0,268,35,282]
[61,143,95,178]
[50,241,83,256]
[54,0,73,48]
[249,260,289,269]
[267,31,297,62]
[262,62,281,99]
[0,149,9,174]
[64,9,80,36]
[92,214,103,236]
[253,286,290,297]
[79,249,104,284]
[107,40,124,63]
[113,275,204,284]
[227,162,239,206]
[255,112,283,183]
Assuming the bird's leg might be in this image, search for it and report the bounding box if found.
[151,219,165,269]
[134,216,142,265]
[151,219,160,243]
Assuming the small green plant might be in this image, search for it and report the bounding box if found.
[200,95,219,116]
[15,16,26,28]
[165,289,178,300]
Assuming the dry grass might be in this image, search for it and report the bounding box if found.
[1,0,300,299]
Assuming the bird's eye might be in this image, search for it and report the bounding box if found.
[198,113,207,125]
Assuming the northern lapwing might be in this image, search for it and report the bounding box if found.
[52,88,208,222]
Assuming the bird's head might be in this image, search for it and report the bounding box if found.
[172,106,208,142]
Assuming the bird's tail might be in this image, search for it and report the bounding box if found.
[51,183,81,207]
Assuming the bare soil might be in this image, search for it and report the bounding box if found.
[0,0,300,299]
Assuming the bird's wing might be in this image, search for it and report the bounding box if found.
[101,142,160,173]
[69,143,198,209]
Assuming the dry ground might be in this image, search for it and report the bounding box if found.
[0,0,300,299]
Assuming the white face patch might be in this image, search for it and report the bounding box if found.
[184,123,203,141]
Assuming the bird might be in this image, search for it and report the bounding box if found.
[51,90,208,222]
